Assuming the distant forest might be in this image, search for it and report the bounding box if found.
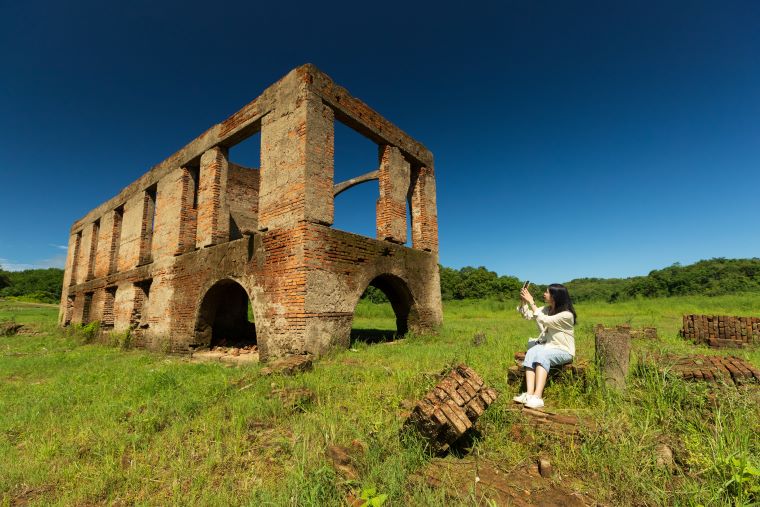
[2,258,760,305]
[0,268,64,304]
[366,258,760,303]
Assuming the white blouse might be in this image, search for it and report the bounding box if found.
[517,304,576,356]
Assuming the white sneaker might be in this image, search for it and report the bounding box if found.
[512,392,530,404]
[525,395,544,409]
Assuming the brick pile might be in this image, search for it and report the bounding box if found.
[681,314,760,348]
[405,364,498,453]
[658,354,760,385]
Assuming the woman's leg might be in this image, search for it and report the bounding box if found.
[532,349,573,401]
[522,344,542,395]
[533,365,549,399]
[525,368,535,395]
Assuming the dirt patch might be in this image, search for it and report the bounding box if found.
[411,457,597,506]
[10,483,56,506]
[270,386,315,412]
[190,345,259,365]
[260,355,313,376]
[0,321,24,336]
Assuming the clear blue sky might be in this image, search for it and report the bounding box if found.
[1,1,758,284]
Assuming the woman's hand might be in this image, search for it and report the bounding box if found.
[520,287,535,306]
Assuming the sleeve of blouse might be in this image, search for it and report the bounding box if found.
[534,311,574,328]
[516,304,535,320]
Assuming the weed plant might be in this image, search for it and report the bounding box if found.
[0,296,758,505]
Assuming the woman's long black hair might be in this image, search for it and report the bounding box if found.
[548,283,577,323]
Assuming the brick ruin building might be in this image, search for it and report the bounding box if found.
[59,64,443,360]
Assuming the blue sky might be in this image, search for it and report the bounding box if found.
[1,1,759,284]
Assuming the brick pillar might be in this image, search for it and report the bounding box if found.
[196,146,229,248]
[86,219,100,281]
[259,91,334,231]
[376,145,410,243]
[410,165,439,253]
[176,167,199,254]
[69,231,82,286]
[108,206,123,274]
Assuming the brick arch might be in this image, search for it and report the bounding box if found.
[355,273,417,336]
[194,278,259,348]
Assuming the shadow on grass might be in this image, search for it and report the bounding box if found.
[350,328,399,345]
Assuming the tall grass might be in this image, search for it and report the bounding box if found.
[0,295,758,505]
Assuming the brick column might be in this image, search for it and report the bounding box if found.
[376,145,410,243]
[196,146,229,248]
[259,90,334,231]
[69,231,82,286]
[410,165,439,253]
[176,167,199,254]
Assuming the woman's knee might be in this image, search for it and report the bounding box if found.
[523,346,545,369]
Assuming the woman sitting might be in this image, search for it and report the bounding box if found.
[513,284,577,409]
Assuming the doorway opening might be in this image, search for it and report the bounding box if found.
[351,274,414,345]
[195,279,256,349]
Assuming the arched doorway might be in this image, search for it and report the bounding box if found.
[195,279,256,348]
[351,274,414,344]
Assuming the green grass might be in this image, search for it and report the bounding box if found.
[1,295,759,505]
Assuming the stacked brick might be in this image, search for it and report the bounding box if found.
[658,354,760,385]
[682,315,759,348]
[406,365,498,453]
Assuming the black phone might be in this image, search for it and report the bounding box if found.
[522,280,530,289]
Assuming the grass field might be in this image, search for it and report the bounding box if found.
[1,296,759,505]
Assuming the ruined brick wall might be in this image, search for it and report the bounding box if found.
[59,64,442,360]
[682,314,760,348]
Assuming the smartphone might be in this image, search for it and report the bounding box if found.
[522,280,530,289]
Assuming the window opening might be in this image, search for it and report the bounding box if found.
[228,131,261,238]
[82,292,94,324]
[102,287,117,330]
[333,120,379,238]
[131,279,152,329]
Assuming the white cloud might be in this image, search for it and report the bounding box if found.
[0,254,66,271]
[0,259,37,271]
[49,244,69,250]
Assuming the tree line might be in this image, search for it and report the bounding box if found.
[367,257,760,303]
[2,257,759,305]
[0,268,64,304]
